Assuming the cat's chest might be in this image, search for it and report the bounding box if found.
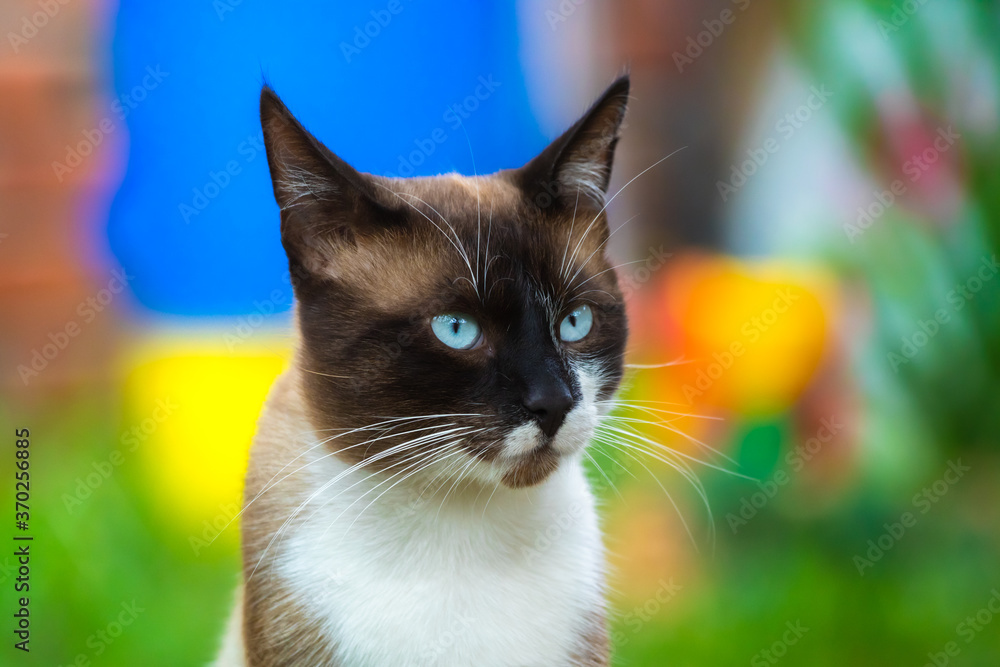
[277,466,605,666]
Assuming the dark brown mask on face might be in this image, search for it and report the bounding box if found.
[261,77,630,489]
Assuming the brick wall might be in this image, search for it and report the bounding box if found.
[0,0,121,395]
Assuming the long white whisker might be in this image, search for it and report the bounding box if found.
[566,213,640,289]
[226,419,476,536]
[483,196,496,290]
[564,148,686,284]
[433,453,482,522]
[623,359,695,370]
[599,404,733,464]
[559,185,582,282]
[599,421,748,479]
[248,427,473,581]
[594,436,703,552]
[592,433,711,529]
[372,183,476,290]
[570,259,648,293]
[329,444,469,542]
[582,448,628,502]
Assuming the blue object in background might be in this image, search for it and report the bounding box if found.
[107,0,546,316]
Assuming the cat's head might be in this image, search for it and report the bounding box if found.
[261,77,630,489]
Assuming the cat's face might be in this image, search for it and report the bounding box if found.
[261,78,630,489]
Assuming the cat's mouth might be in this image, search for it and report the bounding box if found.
[493,403,599,488]
[499,438,561,488]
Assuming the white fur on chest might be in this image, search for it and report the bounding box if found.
[278,455,605,667]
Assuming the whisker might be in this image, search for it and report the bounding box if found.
[213,419,473,544]
[623,358,695,370]
[582,448,628,503]
[231,420,473,528]
[300,368,353,379]
[592,434,712,530]
[562,148,686,290]
[599,421,747,478]
[566,213,640,289]
[248,428,473,580]
[482,197,496,289]
[331,444,468,542]
[569,259,648,294]
[558,185,582,282]
[600,400,721,422]
[372,183,477,292]
[433,450,484,522]
[599,405,733,465]
[592,436,703,552]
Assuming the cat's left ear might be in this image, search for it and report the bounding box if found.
[515,75,630,211]
[259,86,406,277]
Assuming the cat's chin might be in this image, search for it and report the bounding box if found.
[497,442,562,488]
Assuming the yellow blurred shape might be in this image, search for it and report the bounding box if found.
[633,253,837,419]
[123,338,289,541]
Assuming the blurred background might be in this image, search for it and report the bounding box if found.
[1,0,999,665]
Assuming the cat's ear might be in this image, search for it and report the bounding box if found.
[516,75,630,211]
[260,86,403,275]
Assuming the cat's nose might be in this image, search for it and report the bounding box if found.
[522,381,574,438]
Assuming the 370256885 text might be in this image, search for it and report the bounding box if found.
[13,427,31,653]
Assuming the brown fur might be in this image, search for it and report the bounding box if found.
[570,611,611,666]
[234,76,632,665]
[238,372,340,666]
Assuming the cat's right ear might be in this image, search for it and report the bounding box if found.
[260,86,404,276]
[514,75,630,212]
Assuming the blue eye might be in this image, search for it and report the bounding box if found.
[431,313,482,350]
[559,305,593,342]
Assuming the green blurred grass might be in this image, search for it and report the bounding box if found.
[2,396,998,666]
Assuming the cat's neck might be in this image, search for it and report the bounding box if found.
[234,367,608,667]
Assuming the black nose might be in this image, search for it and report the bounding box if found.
[522,381,574,437]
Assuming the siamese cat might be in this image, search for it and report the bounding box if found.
[216,75,631,667]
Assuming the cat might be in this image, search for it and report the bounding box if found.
[215,74,631,667]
